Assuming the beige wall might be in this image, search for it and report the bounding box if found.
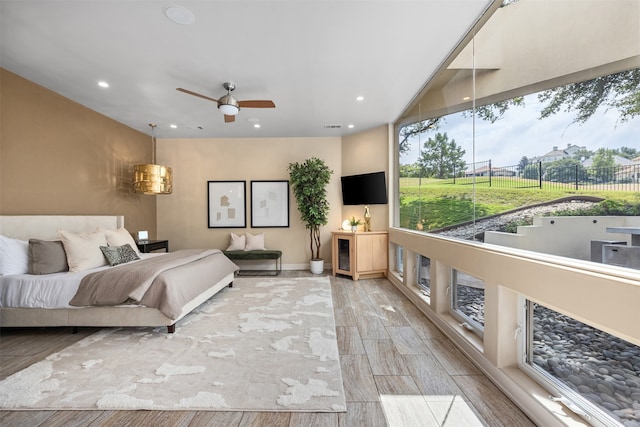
[0,69,157,235]
[341,125,389,231]
[156,137,343,267]
[2,68,390,267]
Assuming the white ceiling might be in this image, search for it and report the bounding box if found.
[0,1,492,138]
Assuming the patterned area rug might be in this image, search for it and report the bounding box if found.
[0,276,346,412]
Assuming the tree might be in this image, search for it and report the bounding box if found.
[399,118,440,155]
[287,157,333,261]
[468,68,639,126]
[522,163,540,180]
[474,98,525,123]
[570,148,593,161]
[589,148,616,183]
[543,158,588,183]
[614,146,639,160]
[418,132,466,179]
[538,68,640,124]
[399,163,423,178]
[517,156,529,173]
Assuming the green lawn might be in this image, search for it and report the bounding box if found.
[399,178,640,231]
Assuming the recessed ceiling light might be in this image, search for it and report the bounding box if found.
[164,5,195,25]
[254,124,261,129]
[98,81,109,88]
[356,96,364,101]
[170,124,178,129]
[348,124,355,129]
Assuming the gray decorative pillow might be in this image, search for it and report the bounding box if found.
[29,239,69,275]
[100,244,140,266]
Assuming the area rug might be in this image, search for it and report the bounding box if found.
[0,276,346,412]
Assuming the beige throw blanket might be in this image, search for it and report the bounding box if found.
[70,249,238,319]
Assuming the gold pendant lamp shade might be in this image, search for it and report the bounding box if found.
[133,164,172,194]
[133,124,173,195]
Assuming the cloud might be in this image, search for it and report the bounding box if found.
[401,94,640,167]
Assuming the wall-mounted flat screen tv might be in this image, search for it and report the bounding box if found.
[341,171,388,205]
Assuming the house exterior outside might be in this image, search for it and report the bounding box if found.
[530,143,586,163]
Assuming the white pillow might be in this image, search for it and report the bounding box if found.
[58,228,109,272]
[105,227,140,255]
[245,232,265,251]
[0,235,29,275]
[226,233,246,251]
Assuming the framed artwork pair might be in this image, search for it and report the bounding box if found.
[207,180,289,228]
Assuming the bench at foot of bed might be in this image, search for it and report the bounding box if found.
[222,250,282,276]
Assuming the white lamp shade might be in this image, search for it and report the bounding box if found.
[219,103,240,115]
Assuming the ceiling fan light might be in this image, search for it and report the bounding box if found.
[219,103,239,116]
[218,94,239,116]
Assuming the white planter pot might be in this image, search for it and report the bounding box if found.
[310,259,324,275]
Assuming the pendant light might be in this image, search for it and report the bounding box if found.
[133,124,173,194]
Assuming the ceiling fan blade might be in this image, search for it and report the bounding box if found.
[176,88,220,103]
[237,100,276,108]
[224,114,236,123]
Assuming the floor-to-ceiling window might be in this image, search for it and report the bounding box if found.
[393,0,640,425]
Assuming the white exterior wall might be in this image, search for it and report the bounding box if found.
[485,216,640,260]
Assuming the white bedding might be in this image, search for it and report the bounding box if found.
[0,253,162,309]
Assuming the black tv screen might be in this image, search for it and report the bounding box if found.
[341,171,388,205]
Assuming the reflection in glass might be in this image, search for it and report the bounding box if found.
[337,238,350,271]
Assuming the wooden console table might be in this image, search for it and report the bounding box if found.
[331,230,388,280]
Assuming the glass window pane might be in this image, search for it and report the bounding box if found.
[451,269,485,330]
[418,255,430,296]
[528,302,640,425]
[395,0,640,268]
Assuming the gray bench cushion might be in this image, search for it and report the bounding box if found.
[223,250,282,260]
[222,250,282,276]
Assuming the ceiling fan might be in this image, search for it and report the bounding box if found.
[176,82,275,123]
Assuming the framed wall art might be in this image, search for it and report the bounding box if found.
[250,180,289,228]
[207,181,246,228]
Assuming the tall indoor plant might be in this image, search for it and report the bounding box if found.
[288,157,333,274]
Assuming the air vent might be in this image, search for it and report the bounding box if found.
[324,124,342,129]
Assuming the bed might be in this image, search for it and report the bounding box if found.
[0,215,238,333]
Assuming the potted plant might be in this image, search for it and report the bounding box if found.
[348,216,361,232]
[288,157,333,274]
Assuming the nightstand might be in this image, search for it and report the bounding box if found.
[136,239,169,253]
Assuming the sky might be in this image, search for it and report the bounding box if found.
[400,94,640,167]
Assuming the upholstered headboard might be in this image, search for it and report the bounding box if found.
[0,215,124,240]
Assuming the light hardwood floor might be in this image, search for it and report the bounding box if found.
[0,274,536,426]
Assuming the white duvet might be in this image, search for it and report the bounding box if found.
[0,254,162,309]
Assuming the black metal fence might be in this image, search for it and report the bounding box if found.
[445,160,640,192]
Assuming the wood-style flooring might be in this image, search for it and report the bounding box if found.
[0,273,536,426]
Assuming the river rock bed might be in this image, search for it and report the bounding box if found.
[454,285,485,327]
[533,306,640,426]
[435,199,597,241]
